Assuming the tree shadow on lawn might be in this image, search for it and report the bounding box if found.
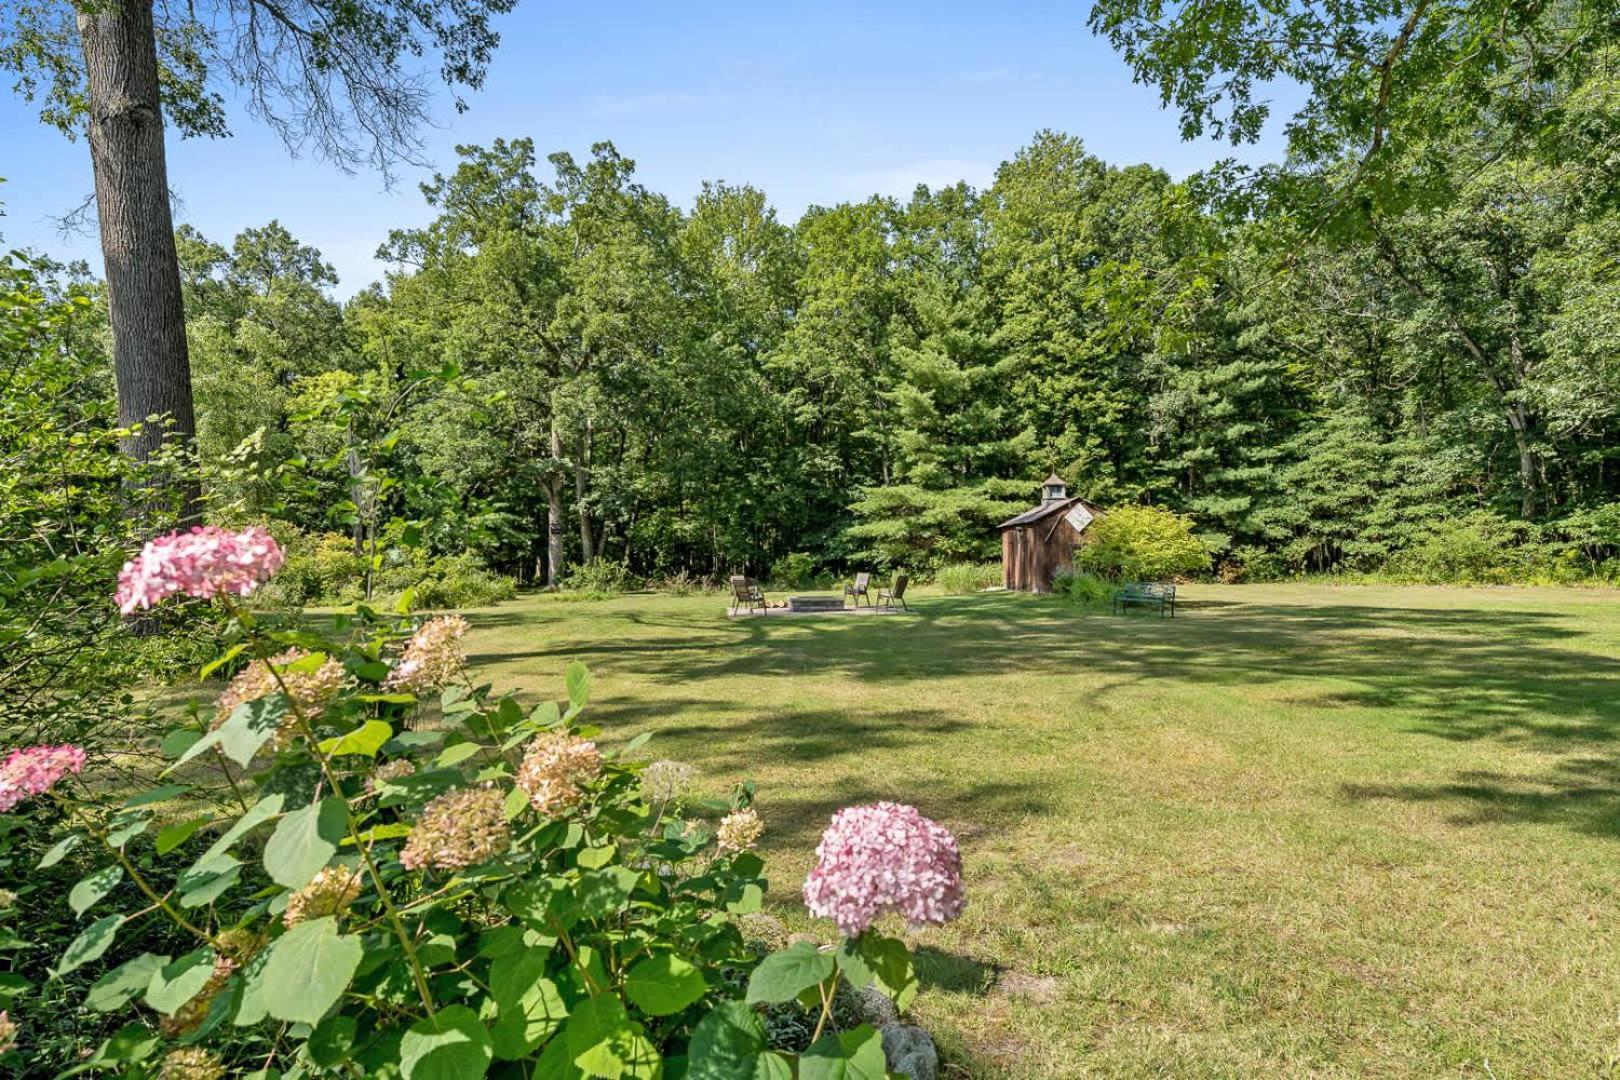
[648,706,974,771]
[471,591,1620,837]
[1342,754,1620,838]
[481,592,1620,748]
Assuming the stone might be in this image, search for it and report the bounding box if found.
[854,984,900,1028]
[881,1023,938,1080]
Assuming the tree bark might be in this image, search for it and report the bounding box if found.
[575,421,595,563]
[77,0,196,509]
[546,422,567,587]
[544,480,565,588]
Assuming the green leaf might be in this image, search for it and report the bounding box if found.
[123,783,192,809]
[176,855,242,908]
[263,796,346,888]
[86,953,168,1012]
[105,811,150,849]
[401,1004,493,1080]
[798,1025,888,1080]
[259,916,362,1024]
[685,1001,771,1080]
[564,993,658,1078]
[92,1022,160,1065]
[0,972,29,1005]
[319,719,393,758]
[436,741,483,768]
[308,1014,358,1068]
[489,948,549,1013]
[37,833,80,869]
[231,948,272,1027]
[490,975,568,1060]
[576,843,617,869]
[841,932,918,1010]
[69,865,123,918]
[160,727,203,760]
[565,662,591,708]
[219,695,290,765]
[576,866,641,922]
[199,643,247,679]
[723,882,764,915]
[144,948,216,1014]
[155,815,212,856]
[55,914,124,977]
[168,696,286,772]
[745,942,835,1005]
[196,793,285,865]
[625,953,708,1016]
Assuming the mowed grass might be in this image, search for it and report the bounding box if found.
[461,583,1620,1078]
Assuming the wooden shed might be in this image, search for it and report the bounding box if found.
[997,475,1101,593]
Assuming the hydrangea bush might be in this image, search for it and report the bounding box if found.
[0,526,966,1077]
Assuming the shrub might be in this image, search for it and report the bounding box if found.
[1386,512,1523,583]
[768,552,821,589]
[261,531,516,610]
[3,526,960,1075]
[258,529,369,607]
[406,553,518,609]
[1077,505,1213,582]
[650,570,718,596]
[561,556,638,595]
[1051,567,1117,606]
[937,562,1001,594]
[1225,546,1290,583]
[0,253,208,753]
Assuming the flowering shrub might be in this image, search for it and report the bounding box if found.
[0,525,966,1076]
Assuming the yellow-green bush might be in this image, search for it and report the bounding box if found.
[1077,505,1212,582]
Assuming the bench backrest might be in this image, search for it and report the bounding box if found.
[852,572,870,591]
[1122,582,1175,598]
[729,575,752,601]
[890,573,908,598]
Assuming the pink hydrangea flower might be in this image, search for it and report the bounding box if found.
[802,801,966,937]
[0,744,87,812]
[116,526,285,615]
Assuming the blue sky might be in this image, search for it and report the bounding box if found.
[1,0,1293,296]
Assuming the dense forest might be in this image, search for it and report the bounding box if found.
[10,11,1620,590]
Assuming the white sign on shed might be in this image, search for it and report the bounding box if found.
[1064,504,1094,533]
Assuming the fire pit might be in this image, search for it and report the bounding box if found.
[787,595,846,613]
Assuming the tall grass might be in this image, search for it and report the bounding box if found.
[937,562,1001,594]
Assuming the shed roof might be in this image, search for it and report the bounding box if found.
[997,495,1099,530]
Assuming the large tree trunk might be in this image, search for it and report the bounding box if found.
[575,421,595,563]
[545,481,565,588]
[77,0,196,505]
[546,422,567,587]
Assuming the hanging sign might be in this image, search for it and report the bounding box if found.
[1065,504,1094,533]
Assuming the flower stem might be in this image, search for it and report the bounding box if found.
[224,597,438,1018]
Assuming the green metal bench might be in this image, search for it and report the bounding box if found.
[1112,582,1176,617]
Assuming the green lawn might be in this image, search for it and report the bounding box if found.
[463,583,1620,1078]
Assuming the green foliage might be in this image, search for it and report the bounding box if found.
[259,530,516,610]
[0,254,209,751]
[935,562,1001,594]
[768,552,825,589]
[561,558,638,595]
[3,578,925,1077]
[1050,568,1117,606]
[1078,506,1212,583]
